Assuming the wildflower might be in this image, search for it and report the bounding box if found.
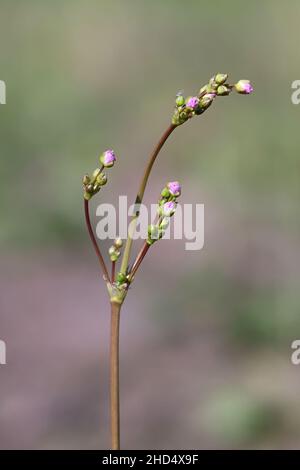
[167,181,181,197]
[234,80,253,94]
[186,96,199,110]
[100,149,116,168]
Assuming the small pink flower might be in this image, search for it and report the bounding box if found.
[234,80,253,95]
[167,181,181,197]
[186,96,199,110]
[100,149,116,168]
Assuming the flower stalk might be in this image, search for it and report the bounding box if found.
[82,73,253,449]
[84,199,110,282]
[110,301,121,450]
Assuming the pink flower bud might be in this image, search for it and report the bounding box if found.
[167,181,181,197]
[100,149,116,168]
[234,80,253,95]
[186,96,199,110]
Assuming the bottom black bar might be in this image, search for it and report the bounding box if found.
[0,450,299,466]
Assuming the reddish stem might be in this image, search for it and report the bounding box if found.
[111,261,116,283]
[84,199,110,282]
[130,242,150,278]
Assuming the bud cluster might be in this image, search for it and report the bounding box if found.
[109,238,131,289]
[147,181,182,245]
[115,272,130,287]
[82,149,117,200]
[172,73,253,126]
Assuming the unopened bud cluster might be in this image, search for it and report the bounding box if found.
[82,149,116,200]
[172,73,253,126]
[147,181,182,245]
[115,272,130,287]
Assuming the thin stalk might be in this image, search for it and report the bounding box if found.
[111,261,116,283]
[110,301,121,450]
[130,241,150,279]
[84,199,110,282]
[120,123,176,275]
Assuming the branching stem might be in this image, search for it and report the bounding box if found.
[120,123,176,275]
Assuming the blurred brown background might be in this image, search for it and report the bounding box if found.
[1,0,300,449]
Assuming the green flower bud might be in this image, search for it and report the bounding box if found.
[208,77,218,90]
[114,238,123,248]
[215,73,228,85]
[199,85,208,95]
[111,251,120,262]
[172,111,180,126]
[159,217,169,230]
[148,224,159,241]
[217,85,230,96]
[96,173,107,186]
[179,110,188,122]
[172,109,187,126]
[109,246,120,262]
[161,187,170,198]
[199,93,216,110]
[108,246,115,255]
[116,272,127,284]
[83,174,90,185]
[175,94,185,107]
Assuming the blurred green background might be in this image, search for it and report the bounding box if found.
[1,0,300,449]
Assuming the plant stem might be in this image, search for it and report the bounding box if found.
[84,199,110,282]
[120,123,176,275]
[110,301,121,450]
[130,241,150,278]
[111,261,116,282]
